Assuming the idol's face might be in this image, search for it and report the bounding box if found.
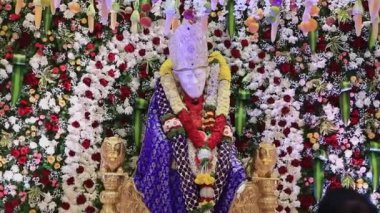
[173,67,210,99]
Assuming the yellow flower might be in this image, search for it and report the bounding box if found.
[29,209,37,213]
[0,156,7,167]
[199,200,215,207]
[54,162,61,170]
[375,109,380,119]
[194,173,215,185]
[47,155,55,164]
[310,138,317,144]
[58,98,66,107]
[306,133,313,139]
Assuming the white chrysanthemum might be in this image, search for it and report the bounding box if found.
[200,186,215,198]
[3,170,14,181]
[197,148,212,160]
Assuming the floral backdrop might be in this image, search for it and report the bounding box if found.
[0,0,379,212]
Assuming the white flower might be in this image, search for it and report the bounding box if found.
[13,173,23,182]
[3,170,14,181]
[197,148,212,160]
[344,150,352,158]
[11,165,19,173]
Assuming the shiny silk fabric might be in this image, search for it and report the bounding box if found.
[134,82,246,213]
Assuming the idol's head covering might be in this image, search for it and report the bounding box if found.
[168,16,209,72]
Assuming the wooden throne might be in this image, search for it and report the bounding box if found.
[99,136,278,213]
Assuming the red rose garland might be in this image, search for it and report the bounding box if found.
[177,94,227,149]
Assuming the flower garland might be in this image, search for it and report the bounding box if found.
[159,51,232,210]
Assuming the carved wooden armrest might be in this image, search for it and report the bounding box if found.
[116,176,149,213]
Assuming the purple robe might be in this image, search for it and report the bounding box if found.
[134,82,246,212]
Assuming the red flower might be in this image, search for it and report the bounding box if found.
[291,159,300,167]
[284,188,292,194]
[338,21,353,33]
[20,146,29,155]
[285,175,294,182]
[85,206,96,213]
[273,140,281,147]
[317,36,327,52]
[18,106,32,117]
[18,156,27,165]
[364,64,376,79]
[351,37,367,49]
[95,61,103,69]
[283,95,291,102]
[19,99,28,106]
[350,109,360,125]
[139,70,149,79]
[327,61,341,74]
[163,47,170,55]
[262,28,271,40]
[4,199,19,213]
[76,166,84,174]
[50,114,59,123]
[72,121,80,128]
[300,156,313,169]
[207,42,213,50]
[86,43,95,50]
[241,39,249,47]
[108,69,115,77]
[258,51,266,59]
[141,3,152,12]
[108,53,116,62]
[85,90,94,99]
[257,67,265,74]
[66,177,75,185]
[91,152,101,162]
[248,61,255,69]
[278,166,288,174]
[224,40,231,48]
[279,63,295,74]
[303,101,316,113]
[231,49,241,58]
[98,78,109,87]
[328,176,342,189]
[83,179,94,188]
[325,134,339,148]
[60,65,67,72]
[251,95,259,103]
[11,149,20,158]
[273,77,281,85]
[152,37,160,45]
[299,194,315,210]
[9,14,20,21]
[281,107,290,115]
[267,97,275,104]
[76,194,86,205]
[214,29,223,37]
[63,80,72,91]
[138,49,146,57]
[116,34,124,41]
[119,63,127,72]
[82,139,91,149]
[283,128,290,136]
[120,86,132,100]
[230,65,239,73]
[18,32,32,49]
[23,72,39,87]
[92,121,99,128]
[61,202,70,210]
